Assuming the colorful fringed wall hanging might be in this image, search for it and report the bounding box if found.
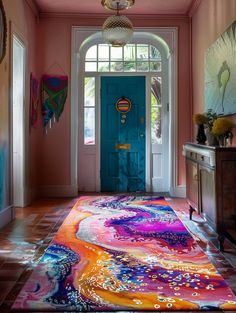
[41,75,68,132]
[30,74,39,128]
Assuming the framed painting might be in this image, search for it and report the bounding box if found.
[205,20,236,116]
[0,0,7,63]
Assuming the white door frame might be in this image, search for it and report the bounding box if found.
[71,27,183,197]
[10,25,28,207]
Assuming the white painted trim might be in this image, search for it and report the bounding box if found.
[0,206,15,229]
[71,26,178,195]
[96,77,101,192]
[168,28,180,197]
[145,76,151,192]
[70,29,79,195]
[169,185,186,198]
[38,185,78,198]
[10,22,29,207]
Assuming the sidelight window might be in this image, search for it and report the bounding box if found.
[84,77,95,145]
[151,77,162,144]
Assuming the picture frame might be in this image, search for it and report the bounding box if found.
[0,0,7,64]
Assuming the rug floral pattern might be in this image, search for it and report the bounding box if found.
[13,196,236,311]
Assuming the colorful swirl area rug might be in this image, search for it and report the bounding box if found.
[13,196,236,312]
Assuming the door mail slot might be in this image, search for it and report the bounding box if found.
[115,143,131,150]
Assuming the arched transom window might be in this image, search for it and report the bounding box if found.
[85,44,162,72]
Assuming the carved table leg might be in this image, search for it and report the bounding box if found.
[189,206,195,220]
[218,234,225,252]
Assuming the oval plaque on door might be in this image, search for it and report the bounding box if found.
[116,97,132,113]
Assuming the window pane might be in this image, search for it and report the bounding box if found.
[85,62,97,72]
[84,77,95,107]
[151,91,158,106]
[150,46,161,60]
[151,106,162,144]
[151,76,162,144]
[85,44,162,73]
[85,45,97,61]
[98,44,109,61]
[151,77,162,104]
[110,46,123,61]
[124,61,136,71]
[84,108,95,145]
[98,62,109,72]
[137,45,148,60]
[111,61,123,72]
[124,44,135,60]
[150,61,161,71]
[137,61,149,71]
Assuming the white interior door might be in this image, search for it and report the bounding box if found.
[12,34,26,207]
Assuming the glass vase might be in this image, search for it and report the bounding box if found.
[218,136,226,147]
[196,124,206,145]
[205,128,219,146]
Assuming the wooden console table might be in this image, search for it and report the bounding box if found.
[183,143,236,251]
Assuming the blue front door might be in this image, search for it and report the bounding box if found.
[101,76,146,192]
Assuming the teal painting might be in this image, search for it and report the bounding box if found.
[205,21,236,115]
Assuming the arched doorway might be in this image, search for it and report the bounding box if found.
[71,27,178,195]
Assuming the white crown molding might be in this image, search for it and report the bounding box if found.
[188,0,202,17]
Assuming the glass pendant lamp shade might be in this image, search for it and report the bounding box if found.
[102,14,133,47]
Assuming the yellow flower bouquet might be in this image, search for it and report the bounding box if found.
[212,117,234,136]
[212,117,234,146]
[193,113,208,125]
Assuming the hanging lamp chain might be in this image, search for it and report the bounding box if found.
[116,1,120,16]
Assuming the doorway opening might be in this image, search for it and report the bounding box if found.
[71,28,178,195]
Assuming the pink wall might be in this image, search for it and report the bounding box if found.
[37,16,191,188]
[37,19,71,186]
[191,0,236,143]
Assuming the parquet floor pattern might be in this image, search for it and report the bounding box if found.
[0,195,235,313]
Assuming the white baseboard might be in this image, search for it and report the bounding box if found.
[38,185,78,197]
[0,205,15,229]
[169,185,186,198]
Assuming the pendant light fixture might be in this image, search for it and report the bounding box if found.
[102,0,135,47]
[101,0,135,10]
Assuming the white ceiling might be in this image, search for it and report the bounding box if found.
[34,0,197,16]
